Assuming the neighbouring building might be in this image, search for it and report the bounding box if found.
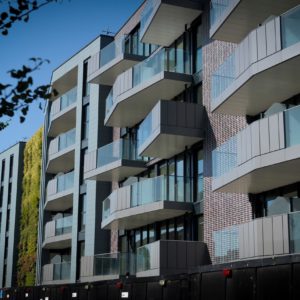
[0,142,25,288]
[37,0,300,286]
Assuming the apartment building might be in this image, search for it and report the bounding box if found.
[38,0,300,286]
[0,142,25,288]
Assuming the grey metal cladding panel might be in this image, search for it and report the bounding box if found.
[160,241,168,270]
[187,242,196,268]
[176,241,187,269]
[269,114,280,152]
[160,101,168,127]
[254,218,263,257]
[186,103,196,129]
[275,17,282,52]
[167,241,177,269]
[249,30,258,65]
[266,19,277,56]
[237,132,242,166]
[167,101,177,127]
[272,215,284,255]
[251,121,260,158]
[278,112,285,149]
[257,25,267,61]
[246,126,252,161]
[263,217,273,256]
[259,118,270,155]
[177,101,186,128]
[248,221,255,258]
[238,225,245,259]
[282,214,289,254]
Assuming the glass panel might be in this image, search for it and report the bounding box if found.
[281,5,300,48]
[53,262,71,280]
[176,157,184,202]
[140,0,159,38]
[285,105,300,147]
[136,242,158,273]
[59,87,77,111]
[100,37,125,67]
[197,150,204,202]
[160,222,167,240]
[58,128,76,151]
[142,227,148,246]
[210,0,231,28]
[149,225,155,243]
[194,24,202,73]
[176,218,184,240]
[55,216,72,236]
[135,230,141,249]
[266,196,290,216]
[168,220,175,240]
[97,139,142,168]
[289,212,300,253]
[57,171,74,193]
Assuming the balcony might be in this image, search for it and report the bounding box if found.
[213,211,300,264]
[210,0,300,43]
[102,175,193,230]
[48,87,77,137]
[84,139,146,182]
[42,262,71,285]
[138,100,204,159]
[104,48,192,128]
[44,171,74,211]
[211,8,300,116]
[212,105,300,194]
[140,0,202,47]
[88,37,147,86]
[136,240,210,277]
[80,253,136,282]
[47,128,76,174]
[43,216,72,249]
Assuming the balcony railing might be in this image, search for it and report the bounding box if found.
[105,47,191,119]
[140,0,160,41]
[102,175,192,221]
[54,216,72,236]
[97,139,143,169]
[213,211,300,264]
[58,128,76,152]
[211,5,300,105]
[212,105,300,179]
[50,87,77,120]
[57,171,74,193]
[94,252,136,277]
[53,262,71,281]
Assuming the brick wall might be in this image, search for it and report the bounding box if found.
[201,5,252,262]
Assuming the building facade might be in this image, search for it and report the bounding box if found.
[37,0,300,285]
[0,142,25,288]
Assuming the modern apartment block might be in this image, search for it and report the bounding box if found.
[37,0,300,286]
[0,142,25,288]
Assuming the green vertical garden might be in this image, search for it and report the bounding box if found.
[17,128,42,286]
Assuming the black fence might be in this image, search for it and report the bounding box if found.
[2,258,300,300]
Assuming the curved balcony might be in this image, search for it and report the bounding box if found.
[212,105,300,194]
[210,0,299,43]
[101,175,193,230]
[138,100,204,159]
[44,171,74,211]
[48,87,77,137]
[47,128,76,174]
[104,48,192,128]
[43,216,72,249]
[140,0,202,46]
[88,36,146,86]
[84,139,146,182]
[211,7,300,116]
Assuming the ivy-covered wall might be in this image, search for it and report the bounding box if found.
[17,128,42,286]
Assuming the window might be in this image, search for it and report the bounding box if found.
[196,150,204,202]
[82,60,90,98]
[82,104,89,141]
[9,155,13,178]
[1,159,5,183]
[193,22,202,73]
[197,216,204,242]
[266,196,290,216]
[135,229,141,249]
[79,194,87,231]
[7,182,12,206]
[176,218,185,240]
[160,222,167,240]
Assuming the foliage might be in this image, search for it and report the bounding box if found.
[17,127,42,287]
[0,58,54,131]
[0,0,59,36]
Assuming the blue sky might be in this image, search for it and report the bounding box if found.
[0,0,143,152]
